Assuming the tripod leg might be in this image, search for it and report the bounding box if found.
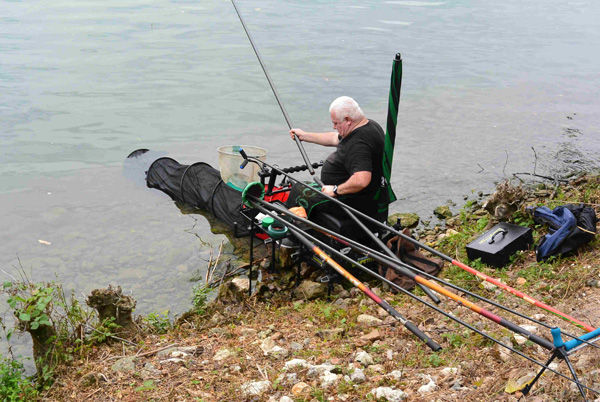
[521,352,557,397]
[563,355,589,401]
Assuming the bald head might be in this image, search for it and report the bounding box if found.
[329,96,364,123]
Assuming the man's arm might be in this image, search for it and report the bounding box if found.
[322,171,371,197]
[290,129,339,147]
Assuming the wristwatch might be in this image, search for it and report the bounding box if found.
[332,185,339,196]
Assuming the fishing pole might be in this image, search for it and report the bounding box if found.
[246,195,600,397]
[299,219,600,350]
[247,198,442,351]
[242,155,597,333]
[247,193,555,351]
[230,0,322,185]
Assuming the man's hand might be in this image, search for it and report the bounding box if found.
[289,128,307,141]
[321,185,337,197]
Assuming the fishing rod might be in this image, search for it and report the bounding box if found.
[230,0,322,185]
[246,198,441,351]
[246,194,600,397]
[287,213,600,350]
[247,193,555,351]
[241,155,597,333]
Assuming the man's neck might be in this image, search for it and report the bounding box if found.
[348,118,368,134]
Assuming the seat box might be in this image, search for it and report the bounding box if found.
[466,222,533,268]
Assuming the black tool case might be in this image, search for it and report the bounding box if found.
[466,222,533,268]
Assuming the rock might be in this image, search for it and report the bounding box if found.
[290,342,303,351]
[349,368,366,384]
[291,381,311,397]
[320,372,340,388]
[279,397,294,402]
[80,372,108,386]
[241,380,271,396]
[516,277,527,285]
[513,334,527,345]
[388,212,420,228]
[418,377,438,394]
[533,314,547,321]
[586,279,600,288]
[357,329,381,345]
[337,290,351,299]
[140,363,162,379]
[388,370,402,380]
[441,367,459,376]
[369,387,409,402]
[267,346,289,359]
[433,206,452,219]
[241,328,257,337]
[316,328,345,339]
[232,277,250,292]
[292,280,327,300]
[307,364,337,378]
[284,359,309,370]
[368,364,385,373]
[213,348,237,361]
[261,338,276,353]
[354,350,374,366]
[111,357,136,373]
[159,358,185,365]
[481,281,498,291]
[357,314,383,327]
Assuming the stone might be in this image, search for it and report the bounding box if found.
[516,277,527,285]
[284,359,309,370]
[520,325,538,335]
[441,367,459,376]
[388,370,402,380]
[241,380,271,396]
[241,328,257,337]
[418,378,438,394]
[354,350,374,366]
[290,342,303,351]
[213,348,237,361]
[369,386,409,402]
[280,397,294,402]
[291,381,311,397]
[307,364,337,378]
[357,314,383,327]
[513,334,528,345]
[320,372,340,388]
[349,368,366,384]
[357,329,381,346]
[261,338,276,353]
[316,328,345,339]
[267,346,289,359]
[368,364,385,373]
[231,277,250,292]
[292,280,328,300]
[140,363,161,380]
[111,357,136,373]
[433,206,452,219]
[387,212,420,228]
[209,312,226,326]
[337,290,351,299]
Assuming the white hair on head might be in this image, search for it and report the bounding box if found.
[329,96,364,122]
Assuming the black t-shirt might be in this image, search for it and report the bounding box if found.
[321,120,385,201]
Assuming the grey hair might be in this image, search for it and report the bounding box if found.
[329,96,364,122]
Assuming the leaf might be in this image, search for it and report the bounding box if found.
[19,313,31,322]
[3,281,12,289]
[30,321,39,330]
[6,328,13,342]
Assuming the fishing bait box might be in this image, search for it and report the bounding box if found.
[466,222,533,268]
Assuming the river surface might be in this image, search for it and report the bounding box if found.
[1,0,599,334]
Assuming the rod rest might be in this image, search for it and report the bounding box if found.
[258,161,323,178]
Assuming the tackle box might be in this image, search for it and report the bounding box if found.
[466,222,533,268]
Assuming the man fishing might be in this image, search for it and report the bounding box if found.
[290,96,386,220]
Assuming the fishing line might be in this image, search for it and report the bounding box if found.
[230,0,319,181]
